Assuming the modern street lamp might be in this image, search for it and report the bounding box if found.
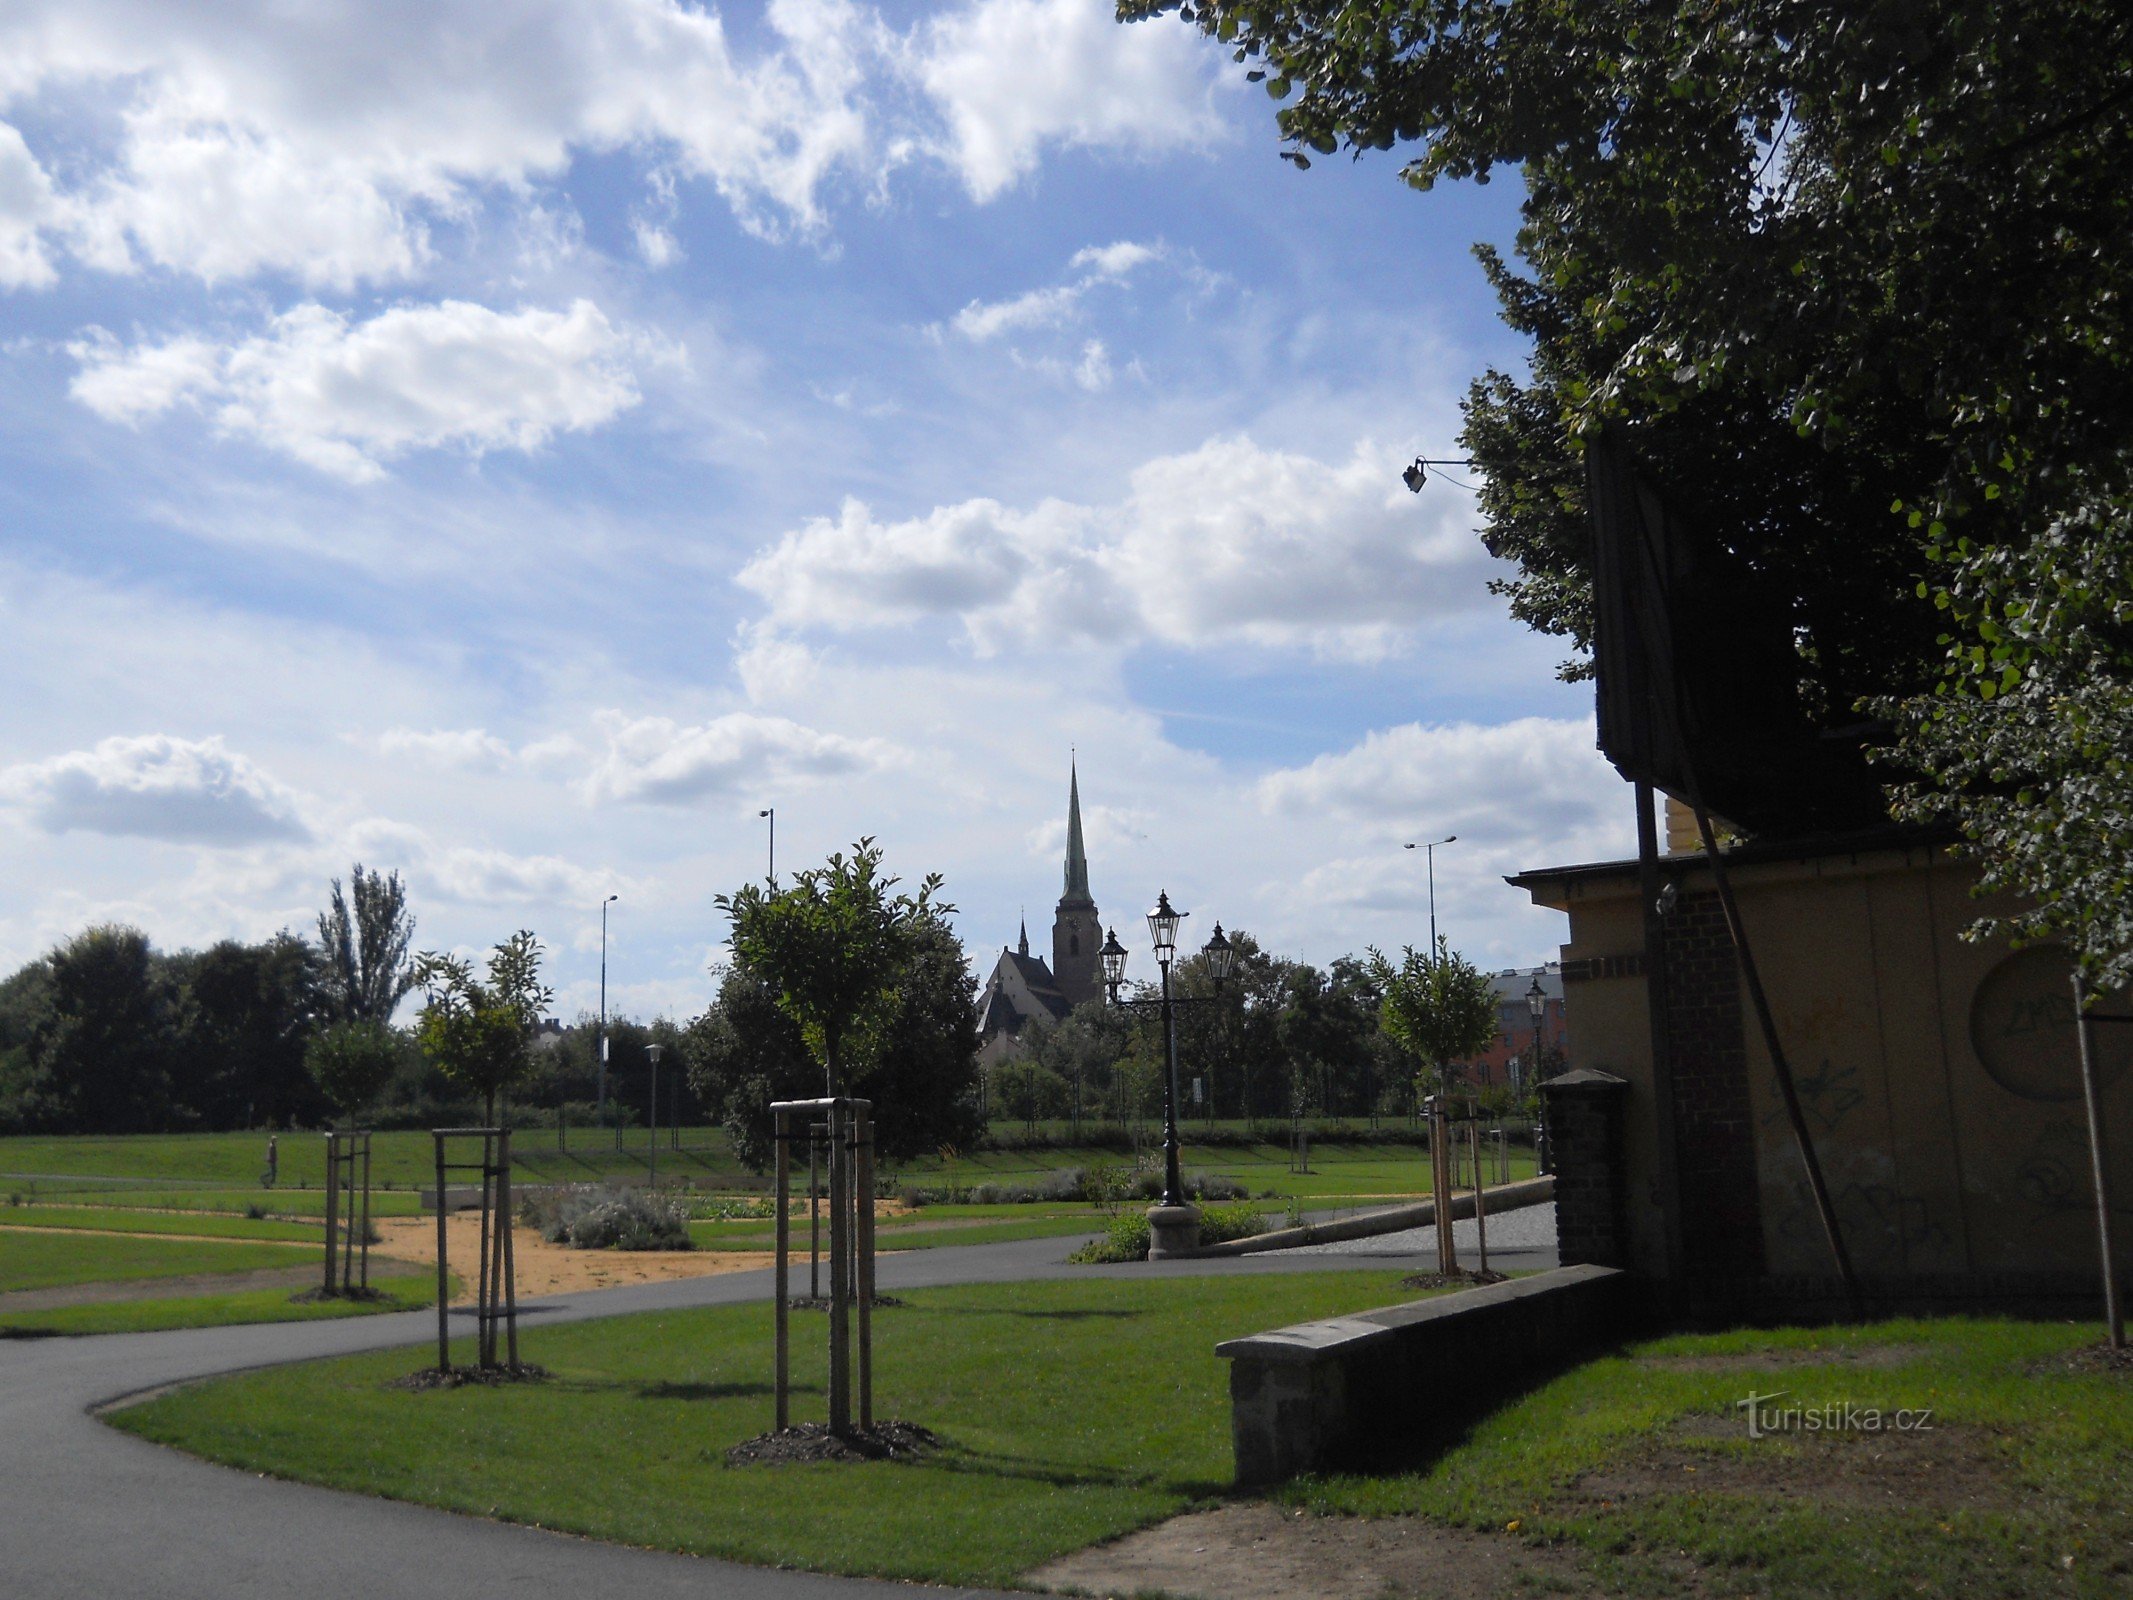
[1403,835,1457,950]
[597,893,619,1138]
[1104,896,1235,1219]
[759,808,775,883]
[646,1043,664,1191]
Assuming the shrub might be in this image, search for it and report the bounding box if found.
[520,1185,693,1250]
[1197,1201,1266,1247]
[1066,1212,1150,1264]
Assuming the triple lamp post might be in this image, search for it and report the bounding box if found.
[1098,891,1236,1260]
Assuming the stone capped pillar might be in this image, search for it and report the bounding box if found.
[1541,1068,1631,1269]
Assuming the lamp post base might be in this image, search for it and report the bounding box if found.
[1145,1203,1202,1261]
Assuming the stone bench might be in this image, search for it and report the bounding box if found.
[1216,1262,1633,1483]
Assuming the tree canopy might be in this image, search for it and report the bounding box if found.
[317,864,417,1024]
[714,839,947,1097]
[1132,0,2133,983]
[411,931,553,1122]
[1366,940,1499,1093]
[688,863,982,1168]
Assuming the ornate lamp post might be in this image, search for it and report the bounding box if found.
[1103,896,1235,1257]
[1526,975,1547,1079]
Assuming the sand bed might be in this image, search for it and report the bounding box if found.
[375,1215,774,1302]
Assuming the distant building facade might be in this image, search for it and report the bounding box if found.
[1461,965,1568,1092]
[976,764,1101,1071]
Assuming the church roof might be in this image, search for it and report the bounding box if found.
[1061,759,1093,906]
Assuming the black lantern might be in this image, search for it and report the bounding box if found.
[1147,891,1183,963]
[1202,922,1236,987]
[1099,926,1127,998]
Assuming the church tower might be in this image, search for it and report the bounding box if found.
[1051,761,1101,1008]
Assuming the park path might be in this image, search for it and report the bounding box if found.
[1,1226,1558,1600]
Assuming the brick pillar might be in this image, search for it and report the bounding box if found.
[1540,1069,1629,1268]
[1660,891,1766,1279]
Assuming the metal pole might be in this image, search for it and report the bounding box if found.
[774,1110,790,1430]
[2073,974,2125,1350]
[809,1127,821,1301]
[597,898,610,1131]
[649,1051,659,1192]
[1160,958,1183,1208]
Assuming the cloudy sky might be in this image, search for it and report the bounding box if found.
[0,0,1634,1021]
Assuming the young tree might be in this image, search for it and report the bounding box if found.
[1365,940,1498,1097]
[410,932,553,1123]
[714,839,946,1099]
[317,865,417,1024]
[304,1020,401,1127]
[691,854,982,1166]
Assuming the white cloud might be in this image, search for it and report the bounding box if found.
[949,239,1159,340]
[0,122,63,287]
[0,0,910,287]
[915,0,1226,201]
[0,734,312,846]
[583,710,895,805]
[1257,718,1626,848]
[425,844,617,905]
[377,728,516,770]
[738,435,1497,659]
[69,298,658,480]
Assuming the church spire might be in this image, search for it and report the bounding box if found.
[1063,757,1092,902]
[1017,914,1029,957]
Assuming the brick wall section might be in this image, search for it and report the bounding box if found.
[1541,1070,1629,1268]
[1660,890,1767,1278]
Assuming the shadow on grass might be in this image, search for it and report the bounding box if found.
[923,1440,1225,1496]
[908,1305,1146,1322]
[540,1374,809,1404]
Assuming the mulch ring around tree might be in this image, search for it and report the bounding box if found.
[390,1363,551,1392]
[2036,1339,2133,1377]
[786,1293,908,1312]
[1398,1270,1506,1292]
[726,1420,940,1465]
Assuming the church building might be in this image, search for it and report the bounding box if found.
[976,764,1102,1071]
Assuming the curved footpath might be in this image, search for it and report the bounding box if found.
[2,1226,1558,1600]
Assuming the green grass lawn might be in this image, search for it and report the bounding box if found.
[0,1206,326,1242]
[109,1271,1430,1587]
[1,1272,443,1337]
[0,1230,316,1293]
[1286,1316,2133,1597]
[1,1125,1506,1207]
[688,1211,1105,1253]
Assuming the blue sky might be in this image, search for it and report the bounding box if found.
[0,0,1634,1020]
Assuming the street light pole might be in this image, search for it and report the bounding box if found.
[759,808,775,883]
[1404,835,1457,950]
[597,893,618,1135]
[646,1043,663,1192]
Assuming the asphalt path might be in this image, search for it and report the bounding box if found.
[3,1222,1555,1600]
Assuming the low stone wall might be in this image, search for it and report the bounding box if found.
[1194,1176,1555,1258]
[1216,1263,1634,1484]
